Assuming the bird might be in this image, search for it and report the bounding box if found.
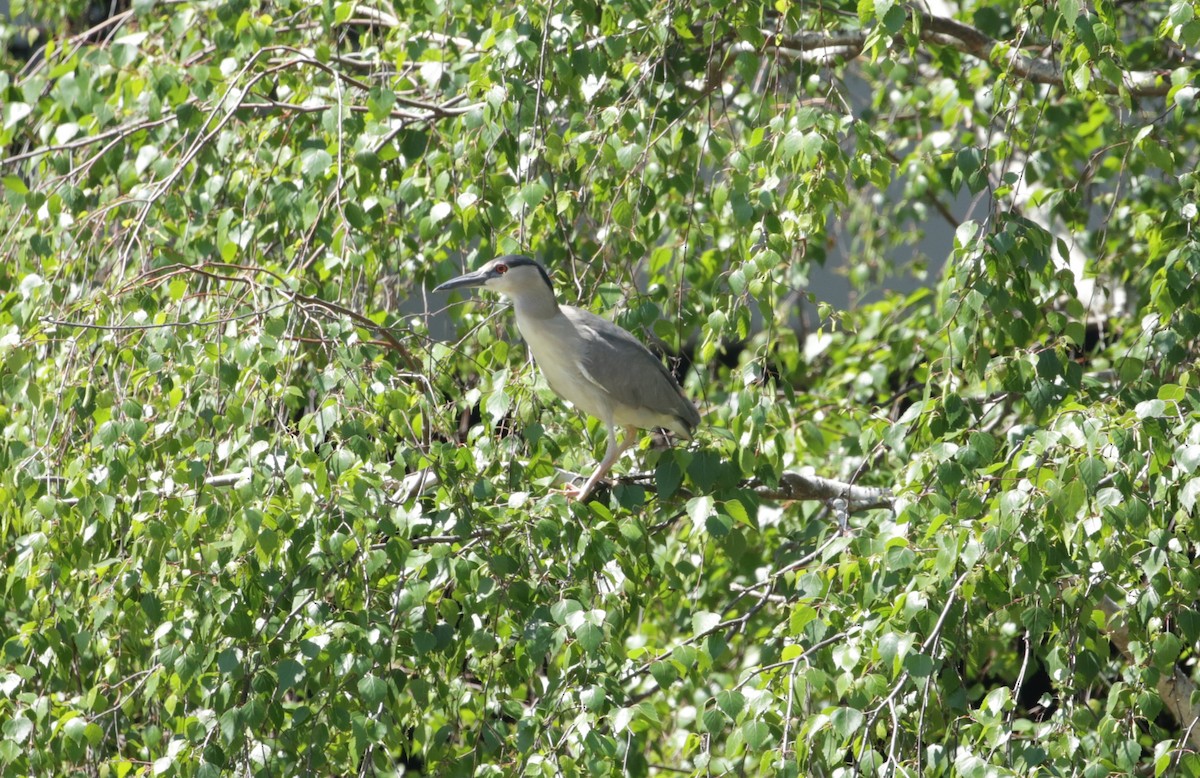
[434,255,701,501]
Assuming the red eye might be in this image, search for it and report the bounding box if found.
[494,264,508,275]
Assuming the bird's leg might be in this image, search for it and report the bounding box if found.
[567,426,620,502]
[569,425,639,502]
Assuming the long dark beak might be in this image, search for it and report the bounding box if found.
[433,268,490,293]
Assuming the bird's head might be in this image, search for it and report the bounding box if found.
[433,255,554,300]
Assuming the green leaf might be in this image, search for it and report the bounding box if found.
[955,220,980,249]
[716,689,745,718]
[882,4,907,34]
[1135,399,1168,418]
[1152,633,1183,670]
[334,2,355,23]
[612,199,633,228]
[2,176,28,195]
[1060,0,1079,27]
[357,673,387,705]
[692,611,721,637]
[780,130,805,160]
[904,653,935,678]
[575,622,605,653]
[1021,606,1053,637]
[687,495,715,528]
[742,720,771,749]
[485,389,510,424]
[831,707,864,739]
[877,632,910,674]
[656,455,684,499]
[1078,456,1106,493]
[616,143,642,169]
[981,686,1011,717]
[956,147,986,193]
[581,686,605,711]
[3,716,33,743]
[429,202,452,222]
[84,722,104,746]
[520,182,548,207]
[551,599,582,624]
[63,716,88,741]
[3,102,32,129]
[643,660,675,692]
[701,708,726,733]
[301,148,333,178]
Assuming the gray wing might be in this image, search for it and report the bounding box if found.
[562,306,701,434]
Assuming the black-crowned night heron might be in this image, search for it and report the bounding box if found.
[435,255,701,501]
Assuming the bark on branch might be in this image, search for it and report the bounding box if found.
[765,5,1170,97]
[750,471,893,511]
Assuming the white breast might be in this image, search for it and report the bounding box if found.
[513,310,611,422]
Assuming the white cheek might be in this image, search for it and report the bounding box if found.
[484,276,510,295]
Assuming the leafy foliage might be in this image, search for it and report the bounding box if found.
[2,0,1199,775]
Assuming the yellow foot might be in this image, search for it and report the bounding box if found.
[556,482,597,502]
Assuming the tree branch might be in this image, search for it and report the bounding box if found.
[750,471,893,511]
[765,5,1170,97]
[554,465,893,511]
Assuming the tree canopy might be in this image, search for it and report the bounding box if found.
[2,0,1199,775]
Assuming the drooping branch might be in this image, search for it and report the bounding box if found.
[763,5,1170,97]
[40,261,422,370]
